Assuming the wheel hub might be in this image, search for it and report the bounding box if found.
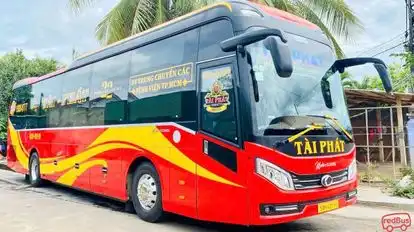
[137,174,157,211]
[31,159,39,182]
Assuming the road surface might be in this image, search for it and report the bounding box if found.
[0,170,411,232]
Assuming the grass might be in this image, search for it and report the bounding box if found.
[357,162,414,199]
[387,167,414,199]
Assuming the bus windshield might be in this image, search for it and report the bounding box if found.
[246,33,352,137]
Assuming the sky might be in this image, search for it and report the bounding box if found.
[0,0,408,78]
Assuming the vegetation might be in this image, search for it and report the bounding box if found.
[68,0,362,58]
[0,50,59,139]
[341,62,412,92]
[389,168,414,199]
[341,52,414,92]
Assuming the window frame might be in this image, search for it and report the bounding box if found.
[197,18,235,61]
[127,27,200,125]
[196,55,242,147]
[89,51,132,126]
[59,66,92,128]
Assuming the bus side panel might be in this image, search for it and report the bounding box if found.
[121,142,197,217]
[122,151,171,203]
[167,148,197,218]
[157,126,249,224]
[153,125,200,218]
[56,127,114,193]
[194,134,249,225]
[196,174,249,224]
[89,148,125,200]
[6,137,27,175]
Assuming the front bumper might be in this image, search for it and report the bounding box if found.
[248,167,358,226]
[251,190,357,225]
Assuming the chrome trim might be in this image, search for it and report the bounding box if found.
[292,178,320,183]
[292,170,348,190]
[15,122,196,135]
[294,184,322,189]
[196,54,236,64]
[274,206,298,211]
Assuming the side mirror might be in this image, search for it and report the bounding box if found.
[263,36,293,77]
[374,63,392,93]
[333,57,393,93]
[220,28,287,52]
[220,28,293,77]
[321,80,333,108]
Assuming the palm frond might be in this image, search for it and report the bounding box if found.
[170,0,195,18]
[95,0,134,45]
[170,0,210,19]
[342,80,358,89]
[131,0,156,35]
[153,0,169,25]
[258,0,296,12]
[303,0,363,40]
[68,0,99,14]
[294,1,345,58]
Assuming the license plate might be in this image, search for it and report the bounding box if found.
[318,200,339,213]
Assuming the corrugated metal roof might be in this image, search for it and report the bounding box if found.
[345,89,414,107]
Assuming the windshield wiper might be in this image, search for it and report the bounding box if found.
[306,114,353,142]
[273,123,325,148]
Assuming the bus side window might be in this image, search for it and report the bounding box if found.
[10,85,32,130]
[127,27,199,125]
[36,78,62,128]
[198,19,234,61]
[200,65,237,143]
[60,67,92,127]
[89,52,130,126]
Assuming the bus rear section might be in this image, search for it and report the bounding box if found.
[6,0,393,227]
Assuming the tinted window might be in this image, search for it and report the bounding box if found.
[200,64,237,142]
[128,29,199,124]
[198,20,234,61]
[130,28,199,76]
[9,85,33,129]
[60,67,91,127]
[36,77,62,128]
[89,52,130,125]
[10,77,63,129]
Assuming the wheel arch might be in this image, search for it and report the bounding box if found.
[28,148,39,174]
[126,156,164,201]
[29,148,39,157]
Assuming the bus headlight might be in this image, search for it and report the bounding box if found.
[347,158,357,180]
[256,158,294,191]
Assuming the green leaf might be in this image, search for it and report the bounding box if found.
[95,0,136,45]
[294,1,345,58]
[303,0,363,40]
[131,0,156,34]
[0,50,59,138]
[68,0,100,14]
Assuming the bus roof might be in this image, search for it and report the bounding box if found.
[13,68,67,89]
[13,0,329,90]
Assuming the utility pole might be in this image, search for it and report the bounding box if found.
[406,0,414,92]
[405,0,413,167]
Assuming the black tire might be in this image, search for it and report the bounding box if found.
[130,162,163,223]
[28,153,42,187]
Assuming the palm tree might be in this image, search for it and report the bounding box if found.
[341,72,358,89]
[253,0,362,58]
[69,0,361,58]
[69,0,215,45]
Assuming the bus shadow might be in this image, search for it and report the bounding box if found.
[31,180,317,232]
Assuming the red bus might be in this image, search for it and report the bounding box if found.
[7,0,392,226]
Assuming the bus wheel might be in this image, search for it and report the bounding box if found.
[131,162,163,223]
[28,153,42,187]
